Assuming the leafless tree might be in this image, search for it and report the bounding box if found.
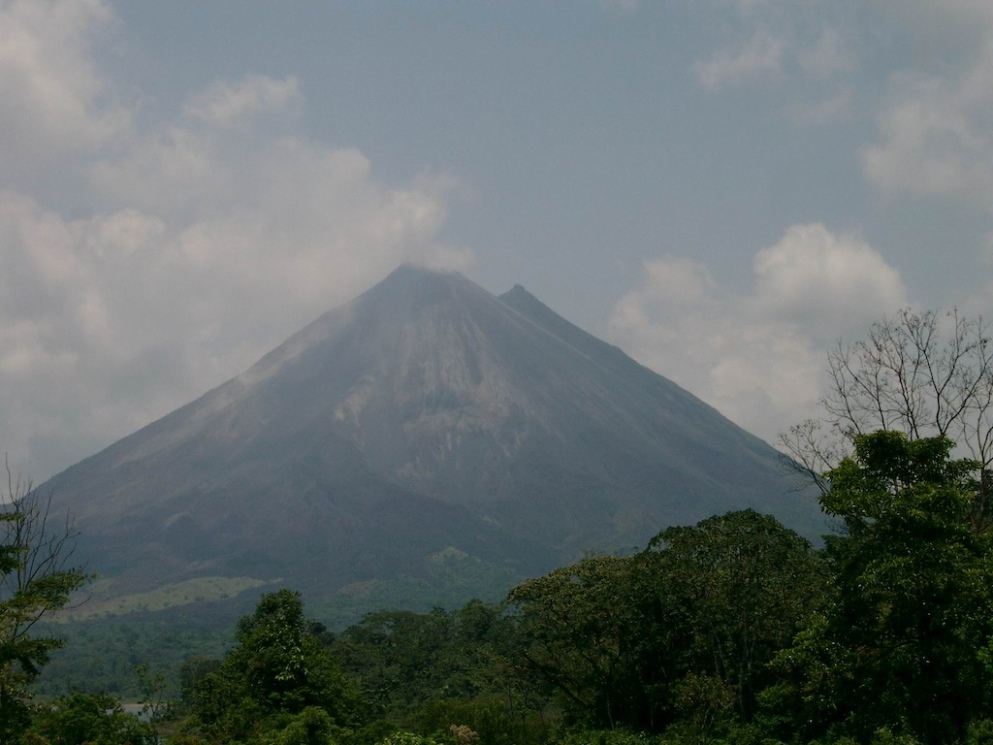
[779,309,993,503]
[1,461,86,633]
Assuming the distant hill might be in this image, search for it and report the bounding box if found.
[42,264,820,620]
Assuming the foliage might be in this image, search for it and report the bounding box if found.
[375,732,442,745]
[333,600,547,745]
[269,706,339,745]
[33,617,234,699]
[766,431,993,743]
[18,303,993,745]
[509,511,826,739]
[25,691,155,745]
[0,472,89,740]
[642,510,827,726]
[184,589,360,744]
[509,555,641,730]
[24,466,992,744]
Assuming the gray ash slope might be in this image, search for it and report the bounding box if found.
[43,264,819,597]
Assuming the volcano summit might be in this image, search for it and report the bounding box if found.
[42,265,819,612]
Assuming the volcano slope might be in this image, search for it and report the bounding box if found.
[42,264,819,615]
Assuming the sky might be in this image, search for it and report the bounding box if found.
[3,0,993,481]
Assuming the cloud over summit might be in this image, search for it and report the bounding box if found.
[0,0,469,479]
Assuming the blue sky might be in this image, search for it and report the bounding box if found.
[3,0,992,479]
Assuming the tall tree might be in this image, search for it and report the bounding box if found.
[0,470,88,741]
[641,510,827,727]
[766,432,993,744]
[508,513,826,737]
[187,589,360,744]
[508,555,643,731]
[332,601,543,745]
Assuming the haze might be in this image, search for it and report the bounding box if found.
[0,0,988,479]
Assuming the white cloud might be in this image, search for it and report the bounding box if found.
[0,0,470,480]
[691,1,857,105]
[182,75,303,130]
[862,43,993,205]
[862,5,993,208]
[608,224,908,444]
[695,30,785,91]
[0,0,129,184]
[750,224,906,341]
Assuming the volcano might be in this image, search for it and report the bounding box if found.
[42,265,819,612]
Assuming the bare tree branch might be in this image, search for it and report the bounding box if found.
[779,309,993,513]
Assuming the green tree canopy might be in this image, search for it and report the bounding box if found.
[509,554,640,731]
[26,691,155,745]
[767,431,993,744]
[509,510,826,739]
[642,509,827,727]
[187,588,361,744]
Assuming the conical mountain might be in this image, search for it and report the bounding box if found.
[43,264,818,607]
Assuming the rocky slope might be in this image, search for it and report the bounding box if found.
[42,265,819,607]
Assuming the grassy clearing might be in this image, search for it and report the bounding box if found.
[53,576,273,621]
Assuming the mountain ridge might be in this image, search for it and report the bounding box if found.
[42,264,819,611]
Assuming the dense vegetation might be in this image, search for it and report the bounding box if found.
[4,430,993,744]
[8,309,993,744]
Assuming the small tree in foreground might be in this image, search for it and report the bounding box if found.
[0,467,89,740]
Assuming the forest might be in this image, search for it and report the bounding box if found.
[4,310,993,745]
